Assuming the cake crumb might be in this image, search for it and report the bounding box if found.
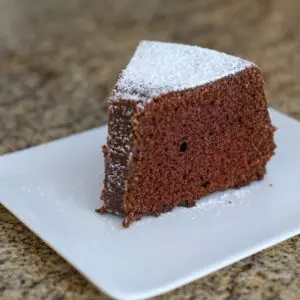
[96,207,108,214]
[269,183,273,187]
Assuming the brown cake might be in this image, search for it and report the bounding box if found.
[98,41,276,227]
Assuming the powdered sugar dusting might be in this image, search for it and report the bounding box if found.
[102,102,135,207]
[114,40,254,102]
[106,162,125,192]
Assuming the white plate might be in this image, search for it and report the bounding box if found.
[1,108,300,300]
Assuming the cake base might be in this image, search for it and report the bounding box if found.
[98,167,266,227]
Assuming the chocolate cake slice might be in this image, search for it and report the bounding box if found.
[98,41,276,227]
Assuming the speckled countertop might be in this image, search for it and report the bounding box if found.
[0,0,299,299]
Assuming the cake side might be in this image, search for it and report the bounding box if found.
[122,66,276,226]
[99,98,138,215]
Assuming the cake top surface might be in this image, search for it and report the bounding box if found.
[113,40,254,102]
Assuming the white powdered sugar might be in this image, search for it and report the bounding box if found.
[114,40,254,102]
[106,161,125,192]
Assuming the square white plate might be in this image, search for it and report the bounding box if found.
[1,108,300,300]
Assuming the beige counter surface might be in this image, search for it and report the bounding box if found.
[1,0,299,299]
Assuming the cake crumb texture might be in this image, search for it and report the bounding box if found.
[122,67,275,224]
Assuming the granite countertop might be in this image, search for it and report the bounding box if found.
[0,0,299,299]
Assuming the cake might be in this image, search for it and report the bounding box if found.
[98,40,276,227]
